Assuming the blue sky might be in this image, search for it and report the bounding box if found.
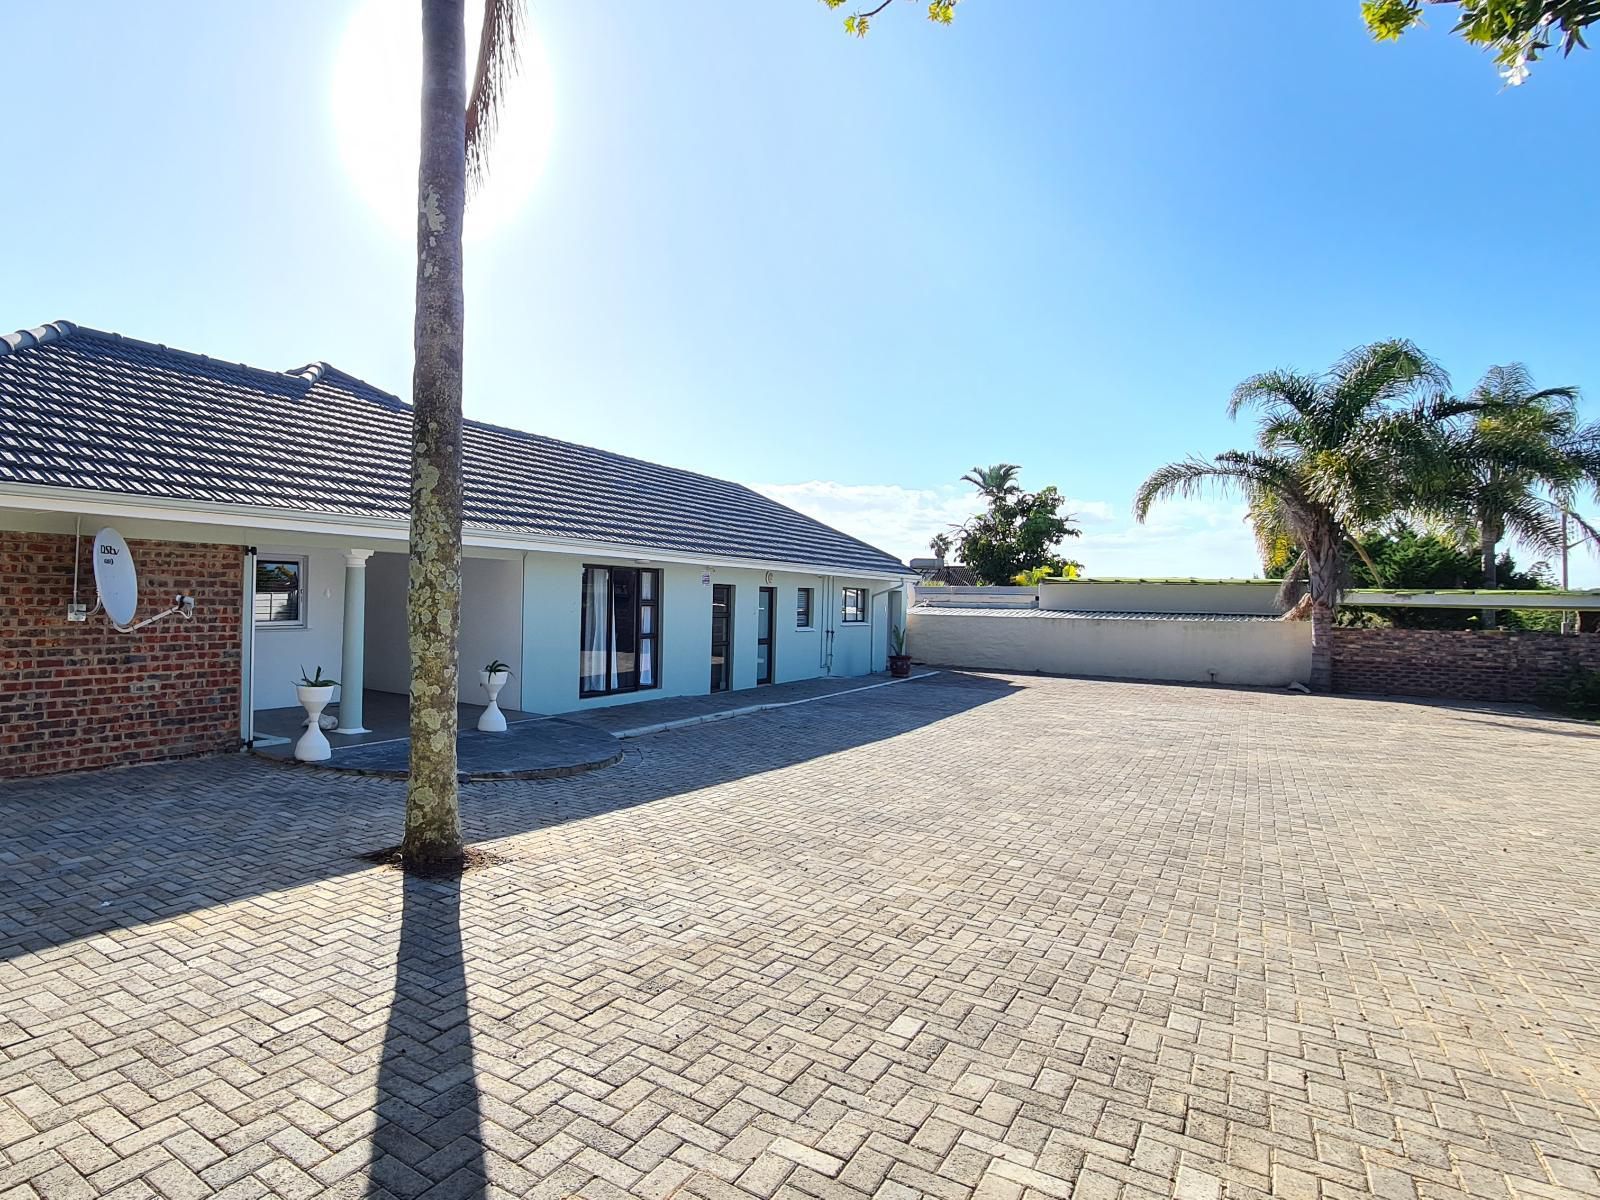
[5,2,1597,582]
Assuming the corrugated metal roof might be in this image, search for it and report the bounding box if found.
[911,605,1280,623]
[0,322,908,576]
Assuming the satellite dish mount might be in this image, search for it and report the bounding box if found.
[85,526,197,633]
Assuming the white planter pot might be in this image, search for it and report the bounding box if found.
[294,685,336,762]
[478,670,510,732]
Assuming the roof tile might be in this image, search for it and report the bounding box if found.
[0,324,907,576]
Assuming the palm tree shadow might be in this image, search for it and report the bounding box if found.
[366,870,486,1199]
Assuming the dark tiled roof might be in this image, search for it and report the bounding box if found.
[0,322,907,576]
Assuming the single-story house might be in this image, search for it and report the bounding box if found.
[0,321,913,778]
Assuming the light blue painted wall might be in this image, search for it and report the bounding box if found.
[517,551,904,715]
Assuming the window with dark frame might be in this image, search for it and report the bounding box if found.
[579,566,661,696]
[254,558,305,627]
[796,587,814,629]
[841,587,868,623]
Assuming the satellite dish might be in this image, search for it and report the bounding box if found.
[93,527,139,626]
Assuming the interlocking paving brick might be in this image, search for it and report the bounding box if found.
[2,672,1598,1198]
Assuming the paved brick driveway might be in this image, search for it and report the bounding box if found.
[2,673,1598,1200]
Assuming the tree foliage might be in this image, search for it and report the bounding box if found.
[1421,364,1599,624]
[1339,522,1555,628]
[946,464,1081,586]
[821,0,958,37]
[1135,340,1455,691]
[1013,563,1081,586]
[1363,1,1598,82]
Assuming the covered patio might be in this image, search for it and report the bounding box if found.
[251,688,621,781]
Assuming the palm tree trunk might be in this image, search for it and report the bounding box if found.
[1479,517,1499,631]
[1306,535,1339,693]
[402,0,468,866]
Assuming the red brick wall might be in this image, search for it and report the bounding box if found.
[0,533,243,777]
[1331,627,1600,702]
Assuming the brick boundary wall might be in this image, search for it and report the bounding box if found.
[1,532,243,778]
[1330,627,1600,702]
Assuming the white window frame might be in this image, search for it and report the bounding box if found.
[254,555,309,631]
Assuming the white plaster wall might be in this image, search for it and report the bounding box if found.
[907,610,1311,687]
[1040,580,1283,615]
[363,552,525,711]
[459,556,524,711]
[913,586,1037,609]
[252,545,347,710]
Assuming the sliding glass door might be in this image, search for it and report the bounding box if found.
[580,566,660,697]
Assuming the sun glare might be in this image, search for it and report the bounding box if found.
[330,0,554,242]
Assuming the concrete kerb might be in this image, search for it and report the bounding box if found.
[609,671,943,739]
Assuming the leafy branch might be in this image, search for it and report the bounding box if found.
[821,0,958,37]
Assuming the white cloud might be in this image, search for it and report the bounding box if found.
[750,481,980,564]
[1066,498,1116,524]
[749,480,1263,577]
[1077,498,1261,579]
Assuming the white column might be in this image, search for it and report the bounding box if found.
[335,550,374,733]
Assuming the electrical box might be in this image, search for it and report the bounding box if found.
[66,603,88,622]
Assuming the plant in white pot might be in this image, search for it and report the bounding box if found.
[293,666,339,762]
[478,658,514,732]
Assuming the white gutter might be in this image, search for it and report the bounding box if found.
[0,481,907,583]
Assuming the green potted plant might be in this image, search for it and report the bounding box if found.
[293,666,339,762]
[888,626,911,678]
[478,658,514,732]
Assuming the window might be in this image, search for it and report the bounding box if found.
[841,587,868,623]
[255,558,306,628]
[796,587,814,629]
[580,566,661,696]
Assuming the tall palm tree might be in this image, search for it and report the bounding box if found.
[1135,341,1450,692]
[961,463,1021,501]
[403,0,523,868]
[1433,365,1599,629]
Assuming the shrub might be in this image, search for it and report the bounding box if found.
[1542,666,1600,719]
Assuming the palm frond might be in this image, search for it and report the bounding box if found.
[1133,451,1297,522]
[1226,370,1318,422]
[960,463,1022,498]
[465,0,524,193]
[1273,550,1309,610]
[1346,536,1384,587]
[1468,362,1537,406]
[1566,509,1600,556]
[1523,385,1581,412]
[1326,339,1449,422]
[1247,488,1296,573]
[1467,363,1577,412]
[1501,493,1566,556]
